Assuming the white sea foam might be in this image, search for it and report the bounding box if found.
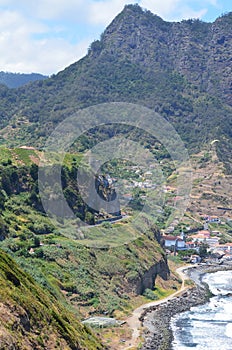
[203,271,232,295]
[213,298,232,321]
[225,323,232,338]
[171,270,232,350]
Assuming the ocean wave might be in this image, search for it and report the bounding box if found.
[171,270,232,349]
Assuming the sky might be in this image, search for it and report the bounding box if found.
[0,0,231,75]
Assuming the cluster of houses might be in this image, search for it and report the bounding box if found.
[120,167,157,201]
[162,222,232,262]
[214,243,232,259]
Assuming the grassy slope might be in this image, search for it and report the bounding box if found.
[0,249,103,350]
[0,217,167,316]
[0,145,231,348]
[0,147,171,317]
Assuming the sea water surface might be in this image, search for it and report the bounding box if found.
[171,270,232,349]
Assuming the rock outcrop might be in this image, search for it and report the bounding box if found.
[102,4,232,106]
[135,259,170,295]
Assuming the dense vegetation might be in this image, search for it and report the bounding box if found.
[0,5,231,172]
[0,152,170,319]
[0,157,95,229]
[0,71,47,88]
[0,5,231,347]
[0,249,102,349]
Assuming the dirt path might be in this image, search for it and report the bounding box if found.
[122,265,192,350]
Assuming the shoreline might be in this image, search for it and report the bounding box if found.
[140,263,232,350]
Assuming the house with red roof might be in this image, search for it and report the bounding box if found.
[214,243,232,255]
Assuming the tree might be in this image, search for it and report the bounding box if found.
[85,211,95,225]
[1,173,11,195]
[0,190,7,211]
[199,243,209,258]
[0,217,9,240]
[178,249,196,258]
[33,236,40,247]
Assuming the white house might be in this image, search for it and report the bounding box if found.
[214,243,232,255]
[207,216,221,224]
[186,241,198,249]
[190,255,201,263]
[205,237,219,247]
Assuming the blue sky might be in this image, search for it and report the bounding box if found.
[0,0,231,75]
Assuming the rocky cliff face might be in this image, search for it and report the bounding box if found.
[135,259,170,295]
[95,174,121,215]
[101,5,232,106]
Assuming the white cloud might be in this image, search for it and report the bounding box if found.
[0,1,136,74]
[0,0,226,74]
[139,0,209,21]
[207,0,218,5]
[0,8,91,74]
[0,36,91,75]
[31,0,85,21]
[87,0,137,25]
[178,6,208,20]
[0,0,87,24]
[139,0,181,18]
[0,9,45,33]
[10,0,135,25]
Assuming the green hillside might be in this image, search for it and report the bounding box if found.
[0,153,171,316]
[0,5,231,172]
[0,71,47,88]
[0,249,102,349]
[0,4,231,349]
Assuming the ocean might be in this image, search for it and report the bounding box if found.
[171,270,232,349]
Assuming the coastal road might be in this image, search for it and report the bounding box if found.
[122,265,192,350]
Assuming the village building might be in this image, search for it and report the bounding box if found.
[205,215,221,223]
[190,254,201,263]
[144,171,152,178]
[190,230,219,247]
[206,237,219,246]
[185,241,198,249]
[214,243,232,255]
[191,232,210,243]
[197,230,211,238]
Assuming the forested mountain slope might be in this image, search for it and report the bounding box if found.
[0,71,47,88]
[0,5,231,172]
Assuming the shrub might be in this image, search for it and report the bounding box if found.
[29,222,54,235]
[102,222,112,229]
[126,270,139,282]
[33,236,40,247]
[34,248,44,258]
[143,288,158,300]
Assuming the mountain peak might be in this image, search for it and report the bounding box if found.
[0,5,231,173]
[105,3,167,32]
